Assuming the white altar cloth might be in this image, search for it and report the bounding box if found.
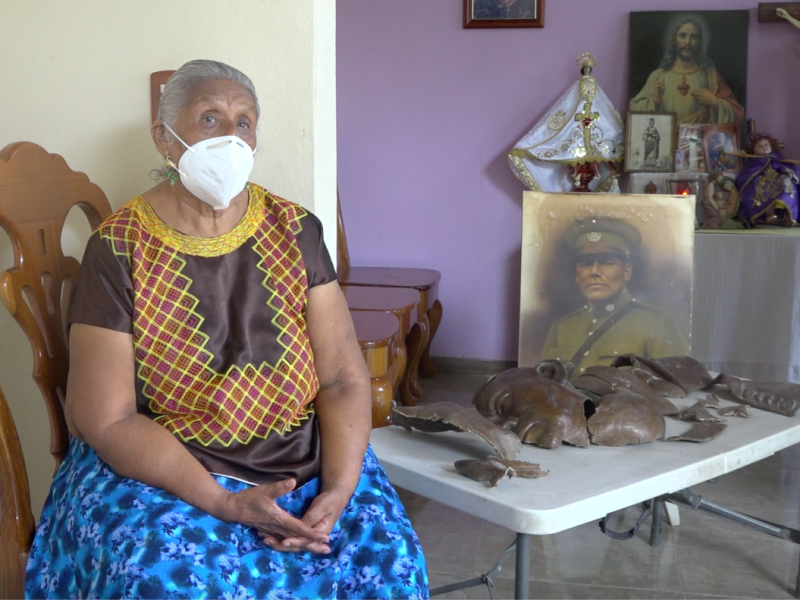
[693,230,800,383]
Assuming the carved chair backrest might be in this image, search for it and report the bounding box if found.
[0,142,112,470]
[336,193,351,272]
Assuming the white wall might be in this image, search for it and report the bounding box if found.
[0,0,336,521]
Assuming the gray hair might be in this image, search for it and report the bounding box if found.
[157,59,260,128]
[151,60,259,181]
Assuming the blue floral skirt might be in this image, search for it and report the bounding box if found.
[25,439,428,599]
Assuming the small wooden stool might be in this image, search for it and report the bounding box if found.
[350,311,406,428]
[342,285,426,407]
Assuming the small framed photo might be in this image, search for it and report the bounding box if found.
[675,124,707,174]
[701,122,741,177]
[624,111,677,173]
[463,0,544,28]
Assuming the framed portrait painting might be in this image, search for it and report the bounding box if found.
[625,111,677,173]
[701,122,741,176]
[627,11,748,132]
[518,192,695,373]
[463,0,544,28]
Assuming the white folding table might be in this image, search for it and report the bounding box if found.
[370,392,800,598]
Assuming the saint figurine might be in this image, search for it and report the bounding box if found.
[735,134,800,228]
[701,171,742,229]
[509,53,624,192]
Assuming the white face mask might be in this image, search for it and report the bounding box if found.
[164,123,255,210]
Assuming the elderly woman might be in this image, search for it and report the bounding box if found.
[25,60,428,599]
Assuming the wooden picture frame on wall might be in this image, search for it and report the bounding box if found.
[624,111,677,173]
[463,0,544,28]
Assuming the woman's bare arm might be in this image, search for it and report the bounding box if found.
[65,323,329,549]
[309,281,373,493]
[274,280,372,549]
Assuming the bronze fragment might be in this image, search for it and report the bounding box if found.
[714,374,800,417]
[677,401,725,423]
[454,456,548,487]
[667,422,728,443]
[587,392,666,446]
[628,366,687,398]
[391,402,522,460]
[611,355,714,394]
[455,458,513,487]
[583,366,680,415]
[718,404,751,418]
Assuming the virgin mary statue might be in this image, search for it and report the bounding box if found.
[509,54,625,192]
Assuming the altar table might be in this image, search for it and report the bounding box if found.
[693,229,800,383]
[370,391,800,598]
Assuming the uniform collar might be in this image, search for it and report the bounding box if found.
[586,289,631,318]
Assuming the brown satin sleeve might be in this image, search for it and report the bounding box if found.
[296,211,337,287]
[68,232,134,334]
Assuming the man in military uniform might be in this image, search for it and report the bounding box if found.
[541,217,688,375]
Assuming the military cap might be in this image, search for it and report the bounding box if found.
[564,216,642,258]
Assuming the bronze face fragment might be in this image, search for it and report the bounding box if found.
[473,366,590,449]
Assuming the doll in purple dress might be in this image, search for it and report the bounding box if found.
[736,134,800,228]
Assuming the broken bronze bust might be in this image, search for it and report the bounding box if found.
[391,355,800,488]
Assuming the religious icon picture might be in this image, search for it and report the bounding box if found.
[701,122,741,176]
[463,0,544,28]
[624,111,677,173]
[675,124,707,173]
[518,192,694,374]
[627,10,748,132]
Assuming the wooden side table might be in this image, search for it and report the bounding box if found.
[349,311,405,428]
[342,285,426,408]
[339,267,441,378]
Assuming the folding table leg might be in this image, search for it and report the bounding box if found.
[515,533,531,600]
[649,497,664,547]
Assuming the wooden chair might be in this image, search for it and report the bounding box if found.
[342,285,426,406]
[0,142,112,598]
[337,197,443,378]
[0,382,34,600]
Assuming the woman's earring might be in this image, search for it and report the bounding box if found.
[165,155,178,186]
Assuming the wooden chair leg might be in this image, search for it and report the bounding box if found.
[371,375,394,428]
[420,299,443,378]
[400,321,426,406]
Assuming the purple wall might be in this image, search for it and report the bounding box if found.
[337,0,800,361]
